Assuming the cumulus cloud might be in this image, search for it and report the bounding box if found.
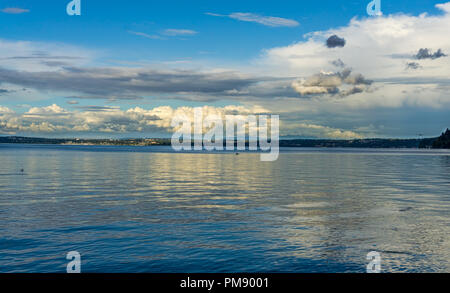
[326,35,346,48]
[414,48,447,60]
[436,2,450,13]
[282,122,363,139]
[24,104,69,117]
[1,103,365,139]
[206,12,299,27]
[2,3,450,139]
[262,3,450,79]
[0,104,268,135]
[258,1,450,114]
[291,68,372,97]
[0,106,13,114]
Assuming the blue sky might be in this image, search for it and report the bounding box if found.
[0,0,449,138]
[0,0,443,61]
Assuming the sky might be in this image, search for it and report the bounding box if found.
[0,0,449,138]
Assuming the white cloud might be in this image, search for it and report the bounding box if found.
[128,29,197,40]
[206,12,299,27]
[0,106,13,114]
[128,31,163,40]
[436,2,450,13]
[1,8,29,14]
[2,3,450,138]
[0,104,268,135]
[283,123,363,139]
[255,2,450,111]
[0,38,93,72]
[25,104,69,116]
[162,29,198,36]
[1,103,366,139]
[261,5,450,78]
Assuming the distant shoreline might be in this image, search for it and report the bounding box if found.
[0,135,442,149]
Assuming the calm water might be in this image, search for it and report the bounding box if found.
[0,144,449,273]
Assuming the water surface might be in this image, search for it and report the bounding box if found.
[0,144,449,272]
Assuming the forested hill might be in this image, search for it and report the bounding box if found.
[1,131,449,149]
[431,129,450,149]
[0,136,433,148]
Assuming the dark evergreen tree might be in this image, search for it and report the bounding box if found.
[432,128,450,149]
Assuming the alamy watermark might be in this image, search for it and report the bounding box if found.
[66,251,81,273]
[67,0,81,16]
[366,251,381,273]
[170,108,279,162]
[367,0,382,16]
[66,1,381,18]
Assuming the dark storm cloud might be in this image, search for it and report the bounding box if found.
[292,68,373,97]
[2,53,84,68]
[73,105,121,112]
[406,62,421,70]
[222,79,300,99]
[415,48,447,60]
[339,86,365,96]
[0,66,263,101]
[344,71,373,86]
[65,95,143,101]
[2,56,83,60]
[326,35,346,48]
[331,59,345,68]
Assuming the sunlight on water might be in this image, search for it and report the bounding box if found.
[0,145,449,272]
